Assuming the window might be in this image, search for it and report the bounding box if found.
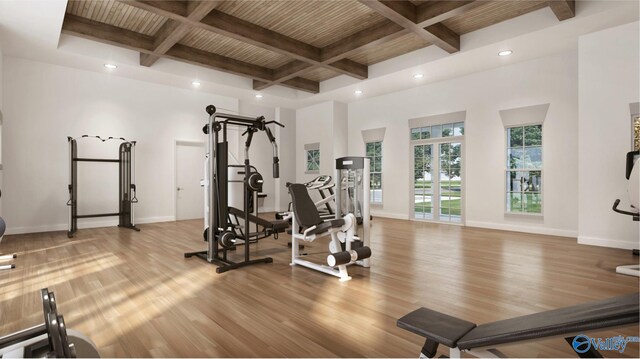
[634,115,639,151]
[506,125,542,214]
[410,122,464,140]
[306,149,320,173]
[366,141,382,203]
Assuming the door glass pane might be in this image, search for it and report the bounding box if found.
[431,125,442,138]
[454,122,464,136]
[414,142,462,222]
[442,123,453,137]
[414,144,433,219]
[411,128,421,140]
[421,127,431,139]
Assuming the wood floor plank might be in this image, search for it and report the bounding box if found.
[0,216,638,357]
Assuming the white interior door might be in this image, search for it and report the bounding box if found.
[176,142,205,220]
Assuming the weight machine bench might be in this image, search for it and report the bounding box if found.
[397,293,639,358]
[228,206,288,240]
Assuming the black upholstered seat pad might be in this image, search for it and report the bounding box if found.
[457,293,639,350]
[397,307,476,347]
[305,219,345,235]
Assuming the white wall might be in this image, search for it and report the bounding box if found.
[578,21,640,249]
[2,57,238,234]
[348,51,579,237]
[275,107,296,211]
[295,100,349,186]
[333,102,348,159]
[295,101,335,183]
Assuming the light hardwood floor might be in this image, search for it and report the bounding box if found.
[0,217,638,358]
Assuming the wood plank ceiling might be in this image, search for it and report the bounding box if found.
[61,0,576,94]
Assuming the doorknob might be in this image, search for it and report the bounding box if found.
[177,187,184,191]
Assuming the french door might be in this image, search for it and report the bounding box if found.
[412,141,463,223]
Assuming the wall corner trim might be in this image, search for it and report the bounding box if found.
[499,103,550,127]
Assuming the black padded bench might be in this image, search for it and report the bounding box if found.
[398,293,639,358]
[228,207,289,234]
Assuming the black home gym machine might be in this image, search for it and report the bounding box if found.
[184,105,284,273]
[67,136,139,238]
[612,150,639,276]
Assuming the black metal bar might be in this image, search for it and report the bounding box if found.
[73,158,120,163]
[74,213,120,219]
[0,324,47,348]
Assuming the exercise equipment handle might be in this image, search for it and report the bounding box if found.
[612,199,639,217]
[265,127,280,178]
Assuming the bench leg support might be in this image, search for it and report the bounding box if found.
[420,338,439,358]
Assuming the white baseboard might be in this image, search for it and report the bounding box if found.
[465,220,578,238]
[6,216,176,235]
[578,236,639,250]
[370,210,408,220]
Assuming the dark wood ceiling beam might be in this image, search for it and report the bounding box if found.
[415,1,482,27]
[165,44,272,82]
[253,77,319,94]
[358,0,460,53]
[122,0,367,82]
[321,21,408,63]
[140,1,221,67]
[321,59,368,80]
[121,0,187,19]
[201,10,321,63]
[260,20,408,89]
[62,14,320,93]
[279,78,320,93]
[549,0,576,21]
[62,14,155,52]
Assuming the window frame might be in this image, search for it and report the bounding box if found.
[305,148,320,174]
[505,123,544,216]
[366,141,383,205]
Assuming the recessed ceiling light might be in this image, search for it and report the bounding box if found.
[354,90,363,95]
[413,73,424,79]
[498,50,513,57]
[104,63,117,69]
[192,81,201,86]
[255,94,263,99]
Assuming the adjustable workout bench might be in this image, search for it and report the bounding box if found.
[398,293,639,358]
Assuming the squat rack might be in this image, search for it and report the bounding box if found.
[67,135,140,237]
